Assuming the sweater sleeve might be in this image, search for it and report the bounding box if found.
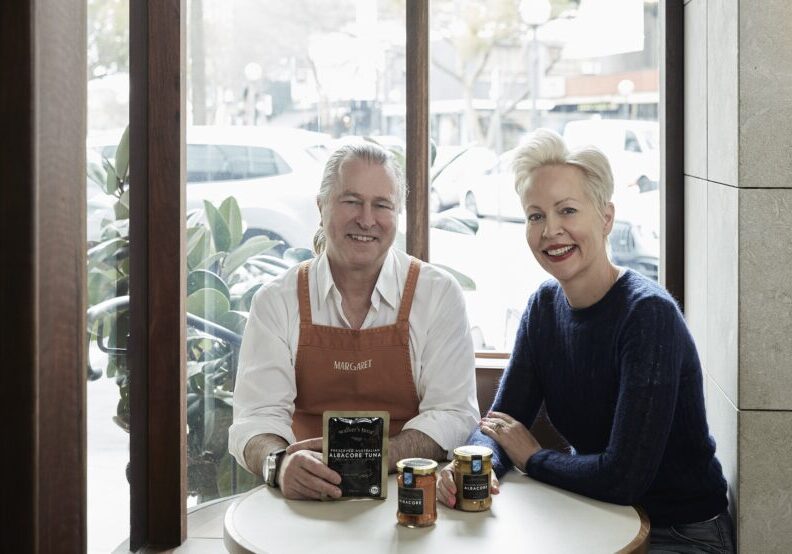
[524,298,683,505]
[469,301,543,477]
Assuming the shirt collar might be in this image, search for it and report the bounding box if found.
[315,252,336,306]
[314,249,402,312]
[373,249,400,311]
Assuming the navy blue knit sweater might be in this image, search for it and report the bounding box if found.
[469,270,728,526]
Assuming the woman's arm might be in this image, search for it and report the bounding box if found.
[468,304,543,477]
[524,298,684,504]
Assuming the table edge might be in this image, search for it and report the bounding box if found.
[618,505,651,554]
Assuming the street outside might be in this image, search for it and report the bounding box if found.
[433,216,551,351]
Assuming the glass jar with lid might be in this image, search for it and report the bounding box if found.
[396,458,438,527]
[452,445,493,511]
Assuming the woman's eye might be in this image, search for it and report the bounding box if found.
[561,207,577,215]
[527,213,543,222]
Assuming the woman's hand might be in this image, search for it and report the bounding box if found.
[436,462,500,508]
[480,411,541,470]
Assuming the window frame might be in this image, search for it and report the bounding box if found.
[126,0,685,547]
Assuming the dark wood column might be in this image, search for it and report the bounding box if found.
[129,0,187,548]
[660,0,685,308]
[406,0,430,261]
[0,0,87,552]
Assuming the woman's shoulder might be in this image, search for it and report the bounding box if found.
[618,269,684,320]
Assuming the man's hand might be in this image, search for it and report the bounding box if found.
[480,411,541,470]
[436,461,500,508]
[279,438,342,500]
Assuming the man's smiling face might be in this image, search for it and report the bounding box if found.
[321,158,399,274]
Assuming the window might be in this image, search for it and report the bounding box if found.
[625,130,642,152]
[184,0,407,509]
[428,0,661,352]
[249,146,291,178]
[86,0,131,550]
[110,2,682,545]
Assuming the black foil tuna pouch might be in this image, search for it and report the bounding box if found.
[322,411,390,499]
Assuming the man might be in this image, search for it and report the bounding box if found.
[229,142,479,500]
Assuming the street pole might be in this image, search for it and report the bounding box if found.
[531,24,540,130]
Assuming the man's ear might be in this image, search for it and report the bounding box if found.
[603,202,615,235]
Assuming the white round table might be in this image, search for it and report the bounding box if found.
[224,472,649,553]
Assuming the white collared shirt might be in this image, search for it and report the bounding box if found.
[228,248,480,473]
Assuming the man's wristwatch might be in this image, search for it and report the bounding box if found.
[263,448,287,488]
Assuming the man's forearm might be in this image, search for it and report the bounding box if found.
[388,429,446,472]
[243,433,289,476]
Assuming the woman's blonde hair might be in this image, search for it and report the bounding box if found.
[313,141,406,255]
[512,128,614,218]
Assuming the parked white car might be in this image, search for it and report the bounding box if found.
[430,146,498,212]
[88,125,332,250]
[462,149,523,221]
[562,118,659,193]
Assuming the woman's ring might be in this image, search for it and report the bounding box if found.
[492,421,503,432]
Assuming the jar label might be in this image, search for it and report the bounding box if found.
[462,474,489,500]
[398,486,424,515]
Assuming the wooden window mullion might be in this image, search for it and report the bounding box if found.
[130,0,187,549]
[406,0,430,261]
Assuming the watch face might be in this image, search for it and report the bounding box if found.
[265,449,285,487]
[265,455,276,485]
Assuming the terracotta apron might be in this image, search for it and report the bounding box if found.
[291,257,422,441]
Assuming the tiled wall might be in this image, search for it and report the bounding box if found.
[683,0,792,551]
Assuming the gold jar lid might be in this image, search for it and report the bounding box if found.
[396,458,438,475]
[453,445,493,461]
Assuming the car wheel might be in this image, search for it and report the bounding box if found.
[464,191,479,217]
[242,228,289,257]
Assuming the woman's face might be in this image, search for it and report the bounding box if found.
[520,164,614,286]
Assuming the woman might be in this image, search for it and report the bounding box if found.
[438,129,734,553]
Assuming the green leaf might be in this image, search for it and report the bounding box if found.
[187,227,212,270]
[187,269,230,301]
[114,198,129,219]
[203,200,231,253]
[221,236,281,278]
[218,197,243,250]
[87,161,106,189]
[104,162,119,195]
[218,310,248,335]
[186,287,230,323]
[283,247,314,265]
[115,126,130,183]
[119,188,130,209]
[195,252,225,272]
[237,282,262,312]
[434,263,476,291]
[87,237,128,265]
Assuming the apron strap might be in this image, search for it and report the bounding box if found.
[297,260,313,324]
[396,257,422,323]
